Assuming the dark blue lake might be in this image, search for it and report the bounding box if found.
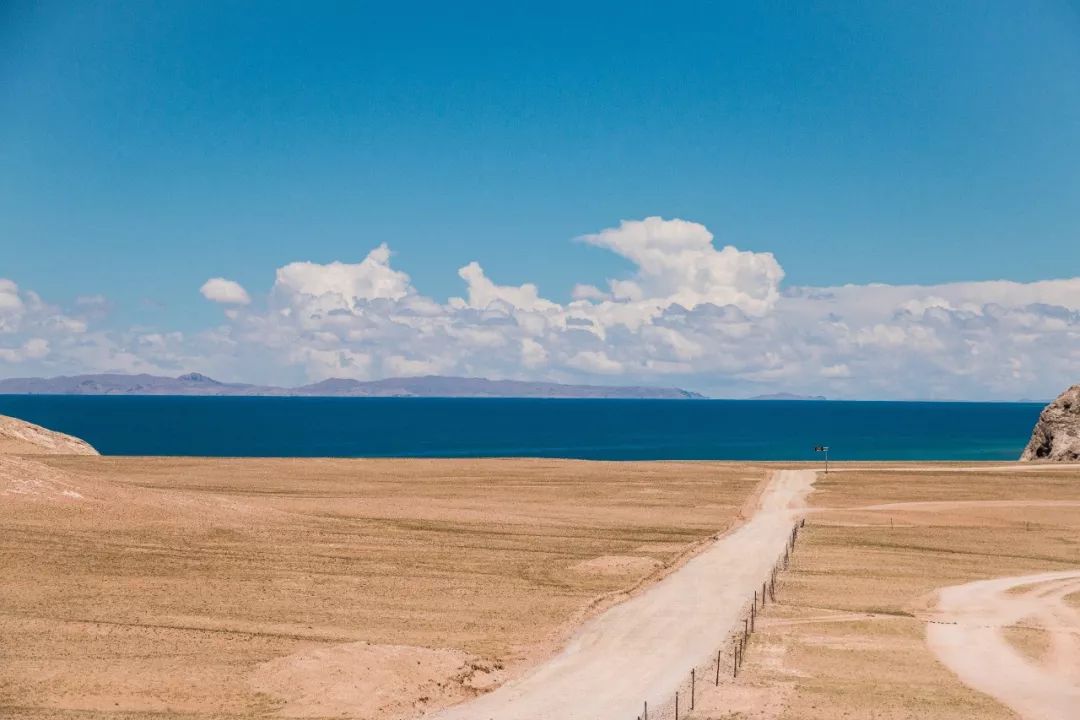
[0,395,1042,461]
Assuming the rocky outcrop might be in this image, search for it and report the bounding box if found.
[0,415,98,456]
[1020,385,1080,462]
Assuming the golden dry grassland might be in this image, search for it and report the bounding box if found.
[689,465,1080,720]
[0,455,762,719]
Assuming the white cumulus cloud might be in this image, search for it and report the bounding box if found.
[200,278,251,305]
[454,262,560,313]
[578,216,785,316]
[274,243,412,309]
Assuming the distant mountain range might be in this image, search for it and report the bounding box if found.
[0,372,706,399]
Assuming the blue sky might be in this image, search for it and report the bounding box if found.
[1,2,1079,398]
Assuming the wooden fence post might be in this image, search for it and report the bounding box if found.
[691,668,695,710]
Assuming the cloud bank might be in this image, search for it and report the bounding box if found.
[3,217,1078,400]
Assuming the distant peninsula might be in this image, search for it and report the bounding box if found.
[747,392,827,401]
[0,372,705,400]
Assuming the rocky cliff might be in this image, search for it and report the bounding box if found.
[1020,385,1080,462]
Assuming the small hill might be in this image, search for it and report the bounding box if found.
[0,415,99,456]
[748,393,827,401]
[0,372,258,396]
[1020,385,1080,462]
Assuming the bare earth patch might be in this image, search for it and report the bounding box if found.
[0,455,87,500]
[1001,625,1053,664]
[636,542,691,553]
[571,555,663,576]
[249,642,503,718]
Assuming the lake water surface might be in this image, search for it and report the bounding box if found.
[0,395,1042,461]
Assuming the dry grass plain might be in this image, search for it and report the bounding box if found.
[0,453,763,720]
[689,464,1080,720]
[5,423,1078,720]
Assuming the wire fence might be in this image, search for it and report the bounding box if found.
[632,517,807,720]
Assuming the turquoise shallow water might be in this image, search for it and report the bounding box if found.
[0,395,1042,461]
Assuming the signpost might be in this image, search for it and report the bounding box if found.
[814,445,829,474]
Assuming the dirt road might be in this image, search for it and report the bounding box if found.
[433,469,816,720]
[926,570,1080,720]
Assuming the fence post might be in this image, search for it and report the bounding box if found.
[716,648,721,685]
[675,691,679,720]
[691,669,695,710]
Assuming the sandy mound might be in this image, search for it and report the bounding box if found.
[249,642,504,718]
[0,414,98,455]
[571,555,663,576]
